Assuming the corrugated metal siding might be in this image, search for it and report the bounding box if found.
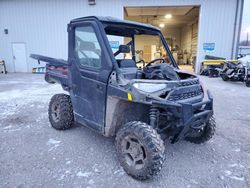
[0,0,242,72]
[197,0,238,69]
[122,0,241,72]
[0,0,123,72]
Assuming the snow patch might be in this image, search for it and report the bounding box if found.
[114,168,125,176]
[47,138,61,151]
[228,175,245,181]
[47,138,61,145]
[77,171,92,178]
[66,160,72,165]
[224,170,232,176]
[233,148,241,152]
[2,125,12,130]
[58,170,71,181]
[88,179,95,185]
[3,128,21,133]
[224,169,245,181]
[190,179,198,184]
[228,163,245,168]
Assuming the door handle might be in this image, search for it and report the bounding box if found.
[97,84,103,90]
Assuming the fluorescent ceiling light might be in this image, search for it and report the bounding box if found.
[159,23,165,28]
[165,14,172,19]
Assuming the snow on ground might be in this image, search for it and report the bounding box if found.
[0,73,250,187]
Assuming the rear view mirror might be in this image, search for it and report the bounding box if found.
[119,45,130,53]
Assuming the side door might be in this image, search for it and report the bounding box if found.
[68,22,112,133]
[12,43,28,72]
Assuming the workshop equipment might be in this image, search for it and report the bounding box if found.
[0,60,7,74]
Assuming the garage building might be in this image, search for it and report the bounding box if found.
[0,0,243,73]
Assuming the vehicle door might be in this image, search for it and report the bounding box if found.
[68,21,112,132]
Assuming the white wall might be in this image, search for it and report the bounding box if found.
[161,28,181,47]
[0,0,242,73]
[0,0,122,72]
[180,26,192,53]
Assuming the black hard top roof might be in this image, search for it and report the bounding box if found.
[70,16,160,32]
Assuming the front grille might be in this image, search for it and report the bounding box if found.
[177,80,199,87]
[168,88,203,101]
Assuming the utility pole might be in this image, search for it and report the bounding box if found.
[247,31,249,46]
[246,27,250,46]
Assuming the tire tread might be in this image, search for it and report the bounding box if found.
[116,121,165,180]
[48,94,74,130]
[185,116,216,144]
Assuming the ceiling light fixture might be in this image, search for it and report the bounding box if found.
[159,23,165,28]
[165,14,172,19]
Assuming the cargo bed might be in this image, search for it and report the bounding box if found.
[30,54,69,90]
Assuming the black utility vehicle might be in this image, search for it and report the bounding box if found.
[31,16,216,180]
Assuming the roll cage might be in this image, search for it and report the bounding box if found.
[69,16,179,73]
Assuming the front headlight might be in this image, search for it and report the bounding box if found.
[133,83,166,93]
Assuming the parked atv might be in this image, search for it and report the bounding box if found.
[31,16,216,180]
[220,55,250,87]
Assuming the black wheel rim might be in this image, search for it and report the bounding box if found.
[51,102,60,122]
[121,135,146,170]
[188,126,205,138]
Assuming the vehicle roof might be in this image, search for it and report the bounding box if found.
[70,16,160,31]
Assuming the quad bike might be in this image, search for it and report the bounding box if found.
[220,56,250,87]
[31,16,216,180]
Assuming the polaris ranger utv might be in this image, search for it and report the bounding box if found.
[31,16,216,180]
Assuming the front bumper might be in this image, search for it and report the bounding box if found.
[152,90,213,143]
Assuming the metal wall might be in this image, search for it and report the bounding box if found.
[0,0,243,72]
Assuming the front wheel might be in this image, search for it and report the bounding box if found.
[116,121,165,180]
[185,116,216,144]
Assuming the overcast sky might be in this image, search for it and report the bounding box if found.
[240,0,250,41]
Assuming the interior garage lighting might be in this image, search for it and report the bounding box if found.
[165,14,172,19]
[159,23,165,28]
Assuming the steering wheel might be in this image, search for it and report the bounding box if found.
[146,58,165,67]
[136,60,145,67]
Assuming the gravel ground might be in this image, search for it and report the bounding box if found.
[0,73,250,188]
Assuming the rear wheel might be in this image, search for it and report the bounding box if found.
[116,121,165,180]
[48,94,74,130]
[185,116,216,144]
[246,78,250,87]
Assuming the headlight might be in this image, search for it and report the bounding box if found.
[199,80,206,93]
[133,83,166,93]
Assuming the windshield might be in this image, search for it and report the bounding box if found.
[104,24,174,68]
[134,34,169,66]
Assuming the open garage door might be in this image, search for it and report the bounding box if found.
[124,6,200,72]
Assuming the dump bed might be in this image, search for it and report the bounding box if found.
[30,54,69,90]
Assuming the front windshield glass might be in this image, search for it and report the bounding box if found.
[104,24,172,68]
[134,35,169,65]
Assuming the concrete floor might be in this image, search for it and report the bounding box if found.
[0,73,250,188]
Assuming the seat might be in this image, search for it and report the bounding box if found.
[118,59,136,68]
[115,45,137,79]
[118,59,138,79]
[227,62,237,69]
